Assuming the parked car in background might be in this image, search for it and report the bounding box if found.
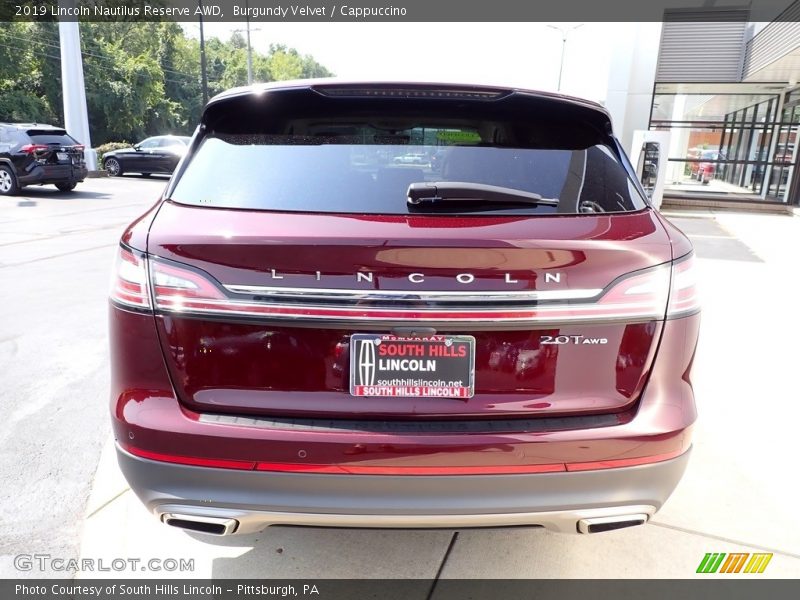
[393,152,429,165]
[102,135,191,177]
[110,81,699,537]
[689,149,725,184]
[0,123,87,195]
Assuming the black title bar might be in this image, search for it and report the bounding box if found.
[2,0,800,22]
[4,579,800,600]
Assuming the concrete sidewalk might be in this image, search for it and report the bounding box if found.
[76,208,800,580]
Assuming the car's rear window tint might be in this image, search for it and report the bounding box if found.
[27,131,78,145]
[170,96,646,216]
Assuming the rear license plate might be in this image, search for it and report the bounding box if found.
[350,334,475,398]
[57,152,69,161]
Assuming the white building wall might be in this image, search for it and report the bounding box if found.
[604,22,663,151]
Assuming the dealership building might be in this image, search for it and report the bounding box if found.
[607,1,800,207]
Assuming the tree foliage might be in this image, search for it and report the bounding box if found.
[0,22,333,145]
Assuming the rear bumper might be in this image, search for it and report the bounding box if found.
[117,444,690,534]
[18,163,87,185]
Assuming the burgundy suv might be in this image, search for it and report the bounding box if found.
[110,81,699,536]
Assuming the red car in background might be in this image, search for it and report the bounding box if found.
[690,149,725,184]
[109,81,700,536]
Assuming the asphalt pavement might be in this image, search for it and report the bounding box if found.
[0,176,169,578]
[2,177,799,581]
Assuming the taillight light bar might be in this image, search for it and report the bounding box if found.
[146,256,675,324]
[110,246,151,309]
[115,251,698,323]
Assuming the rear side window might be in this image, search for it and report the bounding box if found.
[0,127,14,151]
[162,137,188,148]
[26,130,79,146]
[170,94,646,216]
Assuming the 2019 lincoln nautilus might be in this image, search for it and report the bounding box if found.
[109,81,699,536]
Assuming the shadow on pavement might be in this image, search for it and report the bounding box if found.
[16,187,113,200]
[113,174,172,180]
[202,526,454,579]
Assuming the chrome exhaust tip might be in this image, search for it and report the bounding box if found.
[577,513,649,534]
[162,513,238,535]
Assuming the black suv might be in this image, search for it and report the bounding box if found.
[0,123,88,195]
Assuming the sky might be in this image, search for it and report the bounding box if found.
[183,22,622,103]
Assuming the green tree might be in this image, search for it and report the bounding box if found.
[0,23,333,145]
[266,44,333,81]
[0,22,59,124]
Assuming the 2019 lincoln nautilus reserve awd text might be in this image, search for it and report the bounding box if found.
[109,81,700,536]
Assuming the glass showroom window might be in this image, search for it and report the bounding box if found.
[649,83,796,201]
[766,90,800,202]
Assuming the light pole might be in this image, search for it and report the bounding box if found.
[198,0,209,105]
[546,23,583,92]
[246,13,253,85]
[233,0,260,85]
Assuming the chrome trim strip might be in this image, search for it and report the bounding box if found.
[222,284,604,302]
[155,297,664,323]
[155,503,655,535]
[155,311,656,330]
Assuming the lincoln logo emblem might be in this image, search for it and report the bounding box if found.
[266,270,564,285]
[358,339,377,385]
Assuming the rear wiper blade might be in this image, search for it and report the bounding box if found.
[407,182,558,207]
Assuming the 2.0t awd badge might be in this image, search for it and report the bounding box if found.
[540,335,609,345]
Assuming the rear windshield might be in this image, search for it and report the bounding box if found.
[170,112,646,216]
[27,130,78,146]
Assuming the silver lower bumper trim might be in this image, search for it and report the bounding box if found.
[154,503,655,535]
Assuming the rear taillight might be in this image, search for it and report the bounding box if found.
[19,144,49,154]
[594,264,671,321]
[110,246,150,309]
[667,254,700,318]
[150,259,225,311]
